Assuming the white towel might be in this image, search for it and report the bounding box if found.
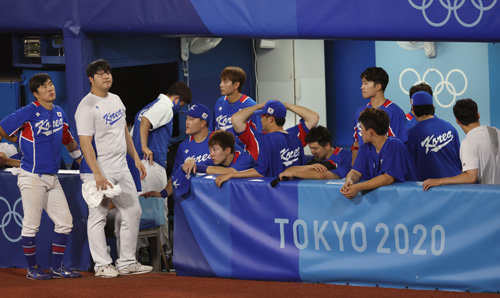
[82,180,122,208]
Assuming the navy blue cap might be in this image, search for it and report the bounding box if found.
[411,91,433,106]
[185,104,210,121]
[254,100,287,119]
[172,168,191,197]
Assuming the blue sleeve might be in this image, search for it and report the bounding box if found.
[232,152,257,171]
[331,150,352,178]
[173,142,185,173]
[253,142,270,176]
[380,141,408,182]
[0,105,32,136]
[352,145,369,179]
[391,106,408,143]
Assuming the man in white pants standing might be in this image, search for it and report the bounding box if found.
[75,59,152,278]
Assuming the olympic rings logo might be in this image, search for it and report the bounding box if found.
[0,196,23,243]
[399,68,468,108]
[408,0,497,27]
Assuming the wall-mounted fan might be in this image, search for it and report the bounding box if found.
[180,37,222,61]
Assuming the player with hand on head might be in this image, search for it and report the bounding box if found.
[215,99,319,187]
[0,73,82,280]
[75,59,151,278]
[341,108,416,199]
[279,126,351,181]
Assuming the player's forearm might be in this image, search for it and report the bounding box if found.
[283,102,319,129]
[231,105,261,133]
[140,116,151,150]
[351,143,359,166]
[6,157,20,167]
[124,127,141,162]
[355,173,395,192]
[0,126,16,143]
[439,170,478,185]
[64,139,79,152]
[79,136,103,176]
[206,166,236,175]
[345,169,361,184]
[229,168,263,179]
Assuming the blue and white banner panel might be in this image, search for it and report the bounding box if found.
[174,176,500,292]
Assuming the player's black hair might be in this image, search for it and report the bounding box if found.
[409,82,433,97]
[305,126,332,147]
[413,105,435,117]
[86,59,112,78]
[29,73,52,94]
[358,108,390,136]
[453,98,479,126]
[209,130,235,154]
[220,66,246,92]
[167,81,192,105]
[274,116,286,127]
[360,67,389,92]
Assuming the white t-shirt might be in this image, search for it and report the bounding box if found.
[75,92,128,174]
[141,93,174,130]
[460,125,500,184]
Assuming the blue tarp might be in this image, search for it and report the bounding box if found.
[1,0,500,41]
[174,176,500,292]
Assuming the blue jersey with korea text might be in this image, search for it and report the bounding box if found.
[173,132,212,173]
[326,147,352,178]
[201,150,256,171]
[238,119,308,177]
[407,117,461,181]
[353,99,407,147]
[132,97,173,167]
[214,95,262,148]
[0,102,75,174]
[353,137,417,182]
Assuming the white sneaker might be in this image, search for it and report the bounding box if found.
[95,264,119,278]
[118,262,153,275]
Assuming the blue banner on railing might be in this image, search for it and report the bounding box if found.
[174,176,500,292]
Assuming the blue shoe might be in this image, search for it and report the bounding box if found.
[27,265,52,280]
[50,267,82,278]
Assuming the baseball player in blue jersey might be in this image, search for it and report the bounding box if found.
[352,67,407,166]
[279,126,351,180]
[405,83,433,132]
[341,108,416,199]
[214,66,262,145]
[131,81,191,256]
[406,91,461,181]
[141,104,212,198]
[75,59,151,278]
[182,130,256,176]
[215,100,319,187]
[0,73,82,280]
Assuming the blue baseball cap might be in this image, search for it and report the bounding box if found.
[411,91,433,106]
[185,103,211,121]
[172,168,191,197]
[254,100,287,119]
